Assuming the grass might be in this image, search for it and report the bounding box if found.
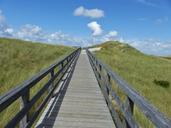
[94,41,171,127]
[162,56,171,62]
[0,38,74,127]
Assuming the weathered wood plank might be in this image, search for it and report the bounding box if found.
[36,51,116,128]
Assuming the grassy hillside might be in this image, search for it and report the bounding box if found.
[94,41,171,127]
[0,38,74,127]
[162,56,171,61]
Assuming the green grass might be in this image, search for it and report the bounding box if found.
[94,41,171,127]
[162,56,171,61]
[0,38,74,127]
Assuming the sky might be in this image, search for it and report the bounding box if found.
[0,0,171,55]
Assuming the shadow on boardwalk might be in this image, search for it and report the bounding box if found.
[36,61,76,128]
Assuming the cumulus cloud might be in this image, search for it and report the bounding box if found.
[0,27,14,37]
[81,30,119,46]
[126,39,171,55]
[0,9,91,46]
[87,21,103,36]
[0,10,14,37]
[1,9,171,55]
[16,24,43,40]
[48,31,87,46]
[105,31,118,38]
[4,28,13,34]
[74,6,104,18]
[102,30,118,41]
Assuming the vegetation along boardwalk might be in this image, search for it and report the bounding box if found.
[36,50,115,128]
[1,48,171,128]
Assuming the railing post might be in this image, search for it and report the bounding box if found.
[107,73,115,117]
[99,64,102,71]
[20,89,29,128]
[128,98,134,114]
[67,56,70,63]
[93,58,97,72]
[60,61,64,77]
[50,69,54,91]
[126,97,134,128]
[98,64,102,80]
[70,54,73,60]
[107,74,111,96]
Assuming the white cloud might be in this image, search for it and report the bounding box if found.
[17,24,42,37]
[4,28,13,34]
[16,24,45,42]
[126,39,171,55]
[1,9,171,55]
[86,36,171,56]
[87,21,103,36]
[16,27,87,46]
[100,31,119,42]
[74,6,104,18]
[0,10,14,37]
[48,31,85,46]
[106,31,118,38]
[0,27,14,37]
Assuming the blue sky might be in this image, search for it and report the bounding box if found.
[0,0,171,55]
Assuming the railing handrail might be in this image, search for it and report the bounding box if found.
[0,48,81,128]
[87,49,171,128]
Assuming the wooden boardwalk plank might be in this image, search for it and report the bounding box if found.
[36,50,115,128]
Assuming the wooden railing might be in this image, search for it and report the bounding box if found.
[0,48,81,128]
[87,49,171,128]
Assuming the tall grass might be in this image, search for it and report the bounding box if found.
[94,41,171,127]
[0,38,74,127]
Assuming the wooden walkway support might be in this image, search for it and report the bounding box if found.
[36,50,115,128]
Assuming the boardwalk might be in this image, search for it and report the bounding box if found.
[1,48,171,128]
[36,50,115,128]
